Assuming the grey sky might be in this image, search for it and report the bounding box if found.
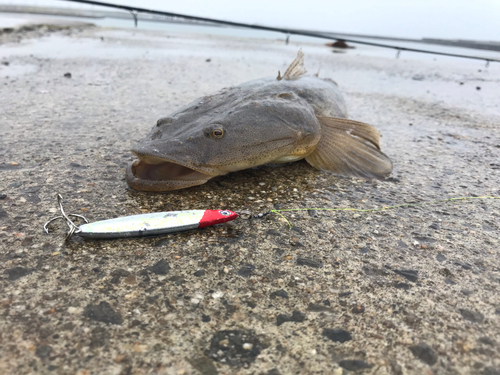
[4,0,500,40]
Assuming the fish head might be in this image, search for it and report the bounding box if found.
[126,86,321,191]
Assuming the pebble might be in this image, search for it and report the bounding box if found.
[270,289,289,299]
[383,320,397,329]
[83,301,123,325]
[201,314,211,322]
[276,310,306,326]
[338,360,373,371]
[307,303,332,312]
[359,247,370,254]
[404,312,420,325]
[296,257,323,268]
[409,343,437,365]
[436,253,446,262]
[6,266,33,281]
[477,337,495,346]
[308,209,318,217]
[291,226,305,235]
[459,308,484,323]
[351,304,365,314]
[194,269,206,277]
[35,344,53,359]
[64,72,72,78]
[393,269,418,282]
[322,328,352,343]
[237,264,256,278]
[148,259,170,275]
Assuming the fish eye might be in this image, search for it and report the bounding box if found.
[213,129,224,138]
[203,125,225,139]
[219,210,230,216]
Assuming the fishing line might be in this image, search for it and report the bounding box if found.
[259,196,500,228]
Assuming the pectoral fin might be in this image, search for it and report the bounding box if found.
[305,116,393,179]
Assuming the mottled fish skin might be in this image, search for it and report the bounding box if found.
[126,51,392,191]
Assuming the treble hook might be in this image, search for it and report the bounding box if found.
[44,194,89,241]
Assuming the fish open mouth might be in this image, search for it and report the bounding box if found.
[126,155,213,192]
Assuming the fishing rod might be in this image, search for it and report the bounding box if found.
[60,0,499,65]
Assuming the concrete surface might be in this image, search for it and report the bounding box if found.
[0,19,499,375]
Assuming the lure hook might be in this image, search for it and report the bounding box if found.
[235,210,271,219]
[43,194,89,241]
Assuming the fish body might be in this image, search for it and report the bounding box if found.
[126,51,392,191]
[78,209,238,239]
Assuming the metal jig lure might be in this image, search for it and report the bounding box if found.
[44,194,238,241]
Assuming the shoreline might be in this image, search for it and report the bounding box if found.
[2,4,500,52]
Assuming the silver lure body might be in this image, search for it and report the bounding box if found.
[78,210,206,239]
[44,194,239,241]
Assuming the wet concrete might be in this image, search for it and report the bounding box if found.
[0,22,499,375]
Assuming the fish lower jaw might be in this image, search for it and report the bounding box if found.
[126,160,213,192]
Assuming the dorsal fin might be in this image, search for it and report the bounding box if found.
[281,49,307,80]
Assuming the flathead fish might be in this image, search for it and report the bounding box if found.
[126,50,392,191]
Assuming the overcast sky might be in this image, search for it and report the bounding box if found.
[4,0,500,40]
